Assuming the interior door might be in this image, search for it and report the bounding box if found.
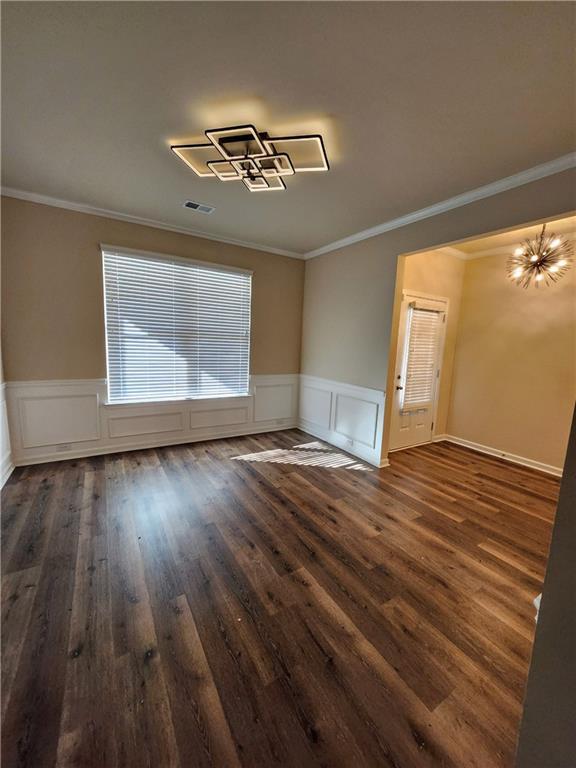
[389,294,447,451]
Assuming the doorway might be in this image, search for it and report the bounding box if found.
[385,214,574,470]
[389,291,447,451]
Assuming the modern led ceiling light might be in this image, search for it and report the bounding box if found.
[171,123,329,192]
[507,224,573,288]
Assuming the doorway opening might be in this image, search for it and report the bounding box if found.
[386,213,575,475]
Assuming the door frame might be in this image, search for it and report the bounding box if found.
[388,289,449,452]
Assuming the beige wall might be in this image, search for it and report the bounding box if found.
[300,169,576,459]
[448,252,576,469]
[1,197,305,381]
[399,244,575,469]
[401,250,465,436]
[302,169,576,389]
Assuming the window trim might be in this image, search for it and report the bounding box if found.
[100,243,253,276]
[100,244,253,405]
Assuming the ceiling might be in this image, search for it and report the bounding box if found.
[2,2,575,256]
[436,215,576,260]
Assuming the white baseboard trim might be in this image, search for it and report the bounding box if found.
[11,420,298,467]
[433,434,562,477]
[1,453,15,487]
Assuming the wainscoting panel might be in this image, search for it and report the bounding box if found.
[108,411,184,439]
[5,375,298,466]
[253,376,298,423]
[190,406,249,430]
[334,394,379,448]
[298,375,386,467]
[299,384,332,429]
[20,394,100,448]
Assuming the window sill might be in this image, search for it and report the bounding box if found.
[102,392,252,407]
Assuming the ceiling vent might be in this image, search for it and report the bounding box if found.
[183,200,215,214]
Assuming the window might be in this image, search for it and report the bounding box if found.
[401,305,443,409]
[102,247,252,403]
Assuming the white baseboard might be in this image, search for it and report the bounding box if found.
[1,453,14,487]
[10,420,298,466]
[5,375,300,467]
[298,375,385,467]
[432,434,562,477]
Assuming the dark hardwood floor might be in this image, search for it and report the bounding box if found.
[1,430,558,768]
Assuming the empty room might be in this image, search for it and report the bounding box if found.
[1,3,575,767]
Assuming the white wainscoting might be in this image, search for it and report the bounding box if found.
[5,375,299,467]
[1,383,14,486]
[298,375,386,467]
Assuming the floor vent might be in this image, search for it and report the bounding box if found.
[183,200,215,214]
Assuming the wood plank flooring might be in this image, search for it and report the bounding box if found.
[1,430,558,767]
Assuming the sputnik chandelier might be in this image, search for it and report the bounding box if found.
[507,224,572,288]
[171,124,329,192]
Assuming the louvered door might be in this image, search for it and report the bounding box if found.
[389,293,447,451]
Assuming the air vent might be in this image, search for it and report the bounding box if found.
[183,200,215,214]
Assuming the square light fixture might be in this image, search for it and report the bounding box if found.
[257,153,295,177]
[205,125,268,159]
[171,143,223,177]
[231,157,260,176]
[171,123,329,192]
[242,176,269,191]
[242,175,286,192]
[263,135,329,172]
[207,160,242,181]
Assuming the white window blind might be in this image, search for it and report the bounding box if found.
[401,306,442,409]
[102,248,252,403]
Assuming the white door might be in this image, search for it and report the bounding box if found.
[389,293,447,451]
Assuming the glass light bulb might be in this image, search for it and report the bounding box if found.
[549,265,559,273]
[530,254,538,262]
[550,237,561,248]
[514,247,524,257]
[513,267,524,278]
[535,274,543,282]
[558,259,567,267]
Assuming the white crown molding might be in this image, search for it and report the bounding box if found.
[3,152,575,263]
[455,230,576,261]
[432,246,471,261]
[304,153,576,259]
[0,187,304,261]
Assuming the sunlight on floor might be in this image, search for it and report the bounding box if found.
[232,441,371,471]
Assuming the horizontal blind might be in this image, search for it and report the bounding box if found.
[102,250,252,403]
[402,307,441,408]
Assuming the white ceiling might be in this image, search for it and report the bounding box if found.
[2,2,575,256]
